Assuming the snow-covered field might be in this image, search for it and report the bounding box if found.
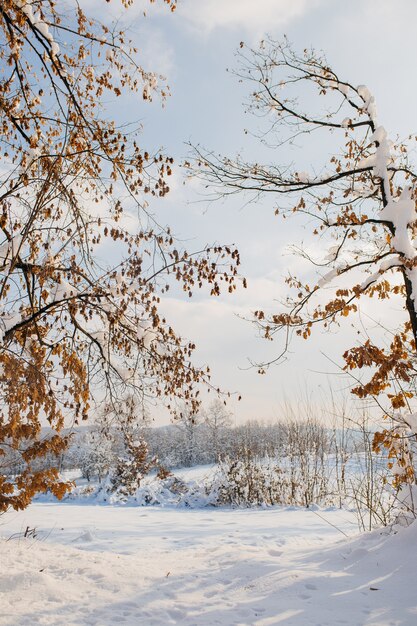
[1,501,417,626]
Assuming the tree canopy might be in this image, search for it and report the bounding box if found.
[191,38,417,488]
[0,0,240,511]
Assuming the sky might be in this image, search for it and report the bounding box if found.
[92,0,417,424]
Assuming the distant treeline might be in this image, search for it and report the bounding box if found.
[3,401,370,478]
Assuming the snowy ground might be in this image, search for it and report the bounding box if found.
[1,503,417,626]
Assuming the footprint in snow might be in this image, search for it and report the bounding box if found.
[344,548,368,562]
[268,549,283,557]
[88,573,105,582]
[305,582,318,590]
[299,593,311,600]
[73,530,94,542]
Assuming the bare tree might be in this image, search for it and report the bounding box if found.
[203,399,232,461]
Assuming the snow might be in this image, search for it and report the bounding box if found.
[52,280,77,301]
[2,233,24,260]
[0,310,22,342]
[370,125,387,145]
[0,241,10,266]
[405,412,417,432]
[380,188,416,259]
[357,154,376,170]
[324,244,340,262]
[14,0,60,55]
[1,502,417,625]
[36,21,52,42]
[359,256,401,292]
[137,319,157,349]
[379,255,401,271]
[360,271,380,292]
[338,83,350,96]
[358,87,417,312]
[343,84,417,318]
[296,171,310,183]
[357,85,373,104]
[51,41,60,57]
[357,84,378,124]
[373,136,393,179]
[318,267,339,288]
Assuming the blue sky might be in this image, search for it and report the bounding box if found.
[93,0,417,422]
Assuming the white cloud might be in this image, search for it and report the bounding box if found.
[157,292,283,420]
[178,0,323,37]
[135,26,176,79]
[156,287,358,423]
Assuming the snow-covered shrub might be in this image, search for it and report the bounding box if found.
[110,436,159,498]
[77,430,114,482]
[281,418,331,507]
[129,477,181,506]
[209,453,292,507]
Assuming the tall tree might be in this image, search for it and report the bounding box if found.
[191,38,417,489]
[0,0,240,511]
[203,399,232,461]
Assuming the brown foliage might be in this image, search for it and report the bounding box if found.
[0,1,241,511]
